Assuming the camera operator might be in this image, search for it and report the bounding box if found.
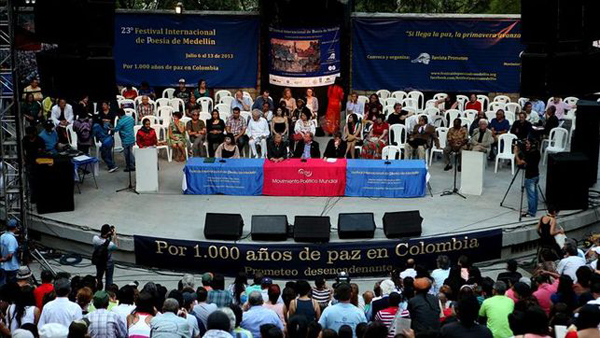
[514,138,541,218]
[92,224,118,290]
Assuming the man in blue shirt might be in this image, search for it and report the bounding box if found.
[530,97,546,118]
[150,298,191,337]
[231,90,252,112]
[39,120,58,154]
[319,283,367,337]
[241,291,283,338]
[0,219,20,286]
[251,90,274,111]
[114,109,136,172]
[489,109,511,160]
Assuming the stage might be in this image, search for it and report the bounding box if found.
[26,137,600,273]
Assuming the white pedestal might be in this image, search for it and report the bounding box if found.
[135,147,159,193]
[460,150,484,195]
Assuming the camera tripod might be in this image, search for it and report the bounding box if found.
[500,166,546,222]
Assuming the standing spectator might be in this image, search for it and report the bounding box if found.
[532,274,557,315]
[86,291,127,338]
[241,291,284,338]
[440,295,492,338]
[264,285,285,325]
[111,285,136,324]
[465,94,482,113]
[34,270,54,310]
[280,88,297,113]
[252,90,274,111]
[114,109,136,172]
[400,259,417,279]
[174,79,191,104]
[431,255,451,294]
[408,278,441,334]
[92,224,117,290]
[443,118,468,171]
[127,292,155,338]
[247,109,270,158]
[245,273,263,297]
[550,275,578,313]
[193,79,210,99]
[305,88,319,116]
[318,283,367,337]
[136,119,158,148]
[187,110,207,157]
[92,119,117,172]
[478,281,514,338]
[181,293,200,338]
[287,280,321,323]
[0,219,20,286]
[207,274,233,308]
[324,78,344,135]
[193,287,217,328]
[374,292,401,338]
[37,278,83,328]
[136,95,154,119]
[22,78,43,101]
[6,286,40,333]
[565,304,600,338]
[72,111,93,155]
[368,280,396,321]
[203,311,231,338]
[138,81,155,100]
[515,138,541,218]
[231,90,251,112]
[312,277,332,310]
[229,305,252,338]
[150,298,190,337]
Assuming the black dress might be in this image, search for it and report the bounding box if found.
[206,119,225,157]
[538,217,562,260]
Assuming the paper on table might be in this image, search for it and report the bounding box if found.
[326,158,337,163]
[73,155,92,161]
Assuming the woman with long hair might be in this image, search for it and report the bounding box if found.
[206,109,225,157]
[215,135,240,158]
[229,271,248,306]
[551,275,578,313]
[168,111,187,162]
[324,77,344,135]
[6,286,40,333]
[127,292,156,338]
[280,88,297,112]
[537,206,563,261]
[360,115,389,159]
[270,107,289,138]
[344,113,361,158]
[305,88,319,117]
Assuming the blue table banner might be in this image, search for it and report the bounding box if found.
[183,158,264,196]
[345,159,427,198]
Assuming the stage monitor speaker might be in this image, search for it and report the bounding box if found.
[383,211,423,238]
[35,158,74,214]
[338,213,376,239]
[546,152,589,210]
[571,100,600,185]
[293,216,330,243]
[251,215,288,241]
[204,213,244,240]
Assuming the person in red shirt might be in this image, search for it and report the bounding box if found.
[122,85,138,100]
[34,270,54,309]
[375,292,403,338]
[465,93,482,113]
[136,119,158,148]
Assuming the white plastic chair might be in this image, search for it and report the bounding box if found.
[542,127,569,165]
[157,106,174,126]
[219,96,235,107]
[180,116,191,125]
[116,95,125,101]
[477,95,490,111]
[445,109,462,124]
[118,99,135,109]
[357,95,369,107]
[240,111,252,123]
[382,145,401,160]
[215,103,230,115]
[383,105,395,119]
[384,98,400,107]
[505,103,520,114]
[407,91,424,110]
[463,109,478,121]
[489,102,506,113]
[124,108,137,123]
[198,97,213,113]
[493,95,511,104]
[518,97,529,108]
[425,99,439,109]
[423,107,440,119]
[155,98,171,108]
[456,95,469,111]
[215,90,231,104]
[376,89,391,100]
[505,111,516,125]
[485,111,496,121]
[153,124,171,162]
[431,115,445,128]
[140,115,159,126]
[170,98,185,114]
[243,91,252,99]
[433,93,448,101]
[66,124,78,149]
[563,108,576,121]
[389,124,407,151]
[405,115,419,132]
[391,91,408,101]
[459,117,471,129]
[495,133,517,174]
[162,88,175,99]
[402,98,419,111]
[429,127,448,165]
[564,96,579,106]
[199,112,211,122]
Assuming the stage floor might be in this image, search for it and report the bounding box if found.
[33,137,567,243]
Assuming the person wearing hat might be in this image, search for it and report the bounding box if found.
[16,266,33,287]
[202,272,213,291]
[38,278,82,329]
[0,219,20,286]
[85,290,127,338]
[407,277,441,335]
[174,79,191,104]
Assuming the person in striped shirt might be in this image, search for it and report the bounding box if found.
[374,292,406,338]
[312,277,333,310]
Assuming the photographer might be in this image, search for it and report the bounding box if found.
[515,138,541,218]
[92,224,118,290]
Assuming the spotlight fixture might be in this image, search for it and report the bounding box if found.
[25,0,36,4]
[175,2,183,14]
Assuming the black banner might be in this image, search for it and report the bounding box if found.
[133,229,502,279]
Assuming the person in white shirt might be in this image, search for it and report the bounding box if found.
[38,278,83,329]
[50,99,74,126]
[431,255,451,294]
[557,244,586,282]
[400,258,417,279]
[246,109,270,158]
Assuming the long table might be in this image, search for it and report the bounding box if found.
[183,158,427,198]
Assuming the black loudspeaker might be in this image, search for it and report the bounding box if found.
[338,213,376,239]
[293,216,331,243]
[571,100,600,185]
[521,0,584,46]
[251,215,288,241]
[546,153,589,210]
[383,211,423,238]
[35,158,74,214]
[520,52,549,98]
[204,213,244,240]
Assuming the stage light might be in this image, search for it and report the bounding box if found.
[175,2,183,14]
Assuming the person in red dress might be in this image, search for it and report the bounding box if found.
[325,77,344,135]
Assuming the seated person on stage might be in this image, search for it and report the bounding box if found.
[174,78,190,103]
[543,106,559,137]
[23,126,45,165]
[387,103,411,126]
[252,89,274,111]
[137,95,154,119]
[226,107,248,155]
[122,85,138,100]
[232,90,252,112]
[187,110,207,157]
[469,119,494,153]
[364,93,383,118]
[22,78,43,101]
[324,132,347,159]
[39,120,59,154]
[215,135,240,159]
[293,110,316,143]
[489,109,510,159]
[465,94,482,113]
[247,109,270,158]
[51,98,74,126]
[23,93,42,126]
[360,115,388,159]
[405,115,437,160]
[267,133,288,163]
[73,111,93,155]
[364,106,380,127]
[138,81,155,100]
[343,113,361,159]
[443,118,468,171]
[168,111,187,162]
[185,94,201,117]
[510,112,533,140]
[270,107,289,140]
[194,79,210,99]
[547,96,575,120]
[136,118,158,148]
[435,93,458,112]
[523,102,540,125]
[293,132,320,159]
[261,102,273,122]
[346,92,364,117]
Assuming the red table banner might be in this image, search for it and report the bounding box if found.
[263,158,347,196]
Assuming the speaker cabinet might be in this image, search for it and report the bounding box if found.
[571,100,600,185]
[294,216,331,243]
[251,215,288,241]
[204,213,244,240]
[546,153,589,210]
[338,213,375,239]
[383,211,423,238]
[35,158,74,214]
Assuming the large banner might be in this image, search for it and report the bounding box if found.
[269,27,341,87]
[352,18,522,92]
[183,158,263,196]
[345,159,427,198]
[134,229,503,279]
[114,13,259,87]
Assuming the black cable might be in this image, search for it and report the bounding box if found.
[58,253,83,266]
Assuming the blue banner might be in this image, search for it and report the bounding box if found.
[345,159,427,198]
[183,158,263,196]
[134,229,503,279]
[352,18,522,92]
[114,13,259,87]
[269,27,341,87]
